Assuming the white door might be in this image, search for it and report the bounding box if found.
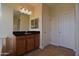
[58,6,75,50]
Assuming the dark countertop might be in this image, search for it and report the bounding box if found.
[13,31,40,36]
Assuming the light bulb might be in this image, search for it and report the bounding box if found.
[19,8,32,15]
[28,11,32,15]
[24,9,29,14]
[21,8,25,13]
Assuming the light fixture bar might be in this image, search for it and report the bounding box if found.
[19,8,32,15]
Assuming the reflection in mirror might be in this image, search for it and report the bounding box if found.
[13,10,30,31]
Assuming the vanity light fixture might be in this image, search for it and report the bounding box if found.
[19,8,32,15]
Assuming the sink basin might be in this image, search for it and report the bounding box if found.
[24,33,31,34]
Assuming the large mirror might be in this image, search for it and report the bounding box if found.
[13,10,30,31]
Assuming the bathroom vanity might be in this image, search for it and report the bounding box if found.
[13,10,40,55]
[13,31,40,55]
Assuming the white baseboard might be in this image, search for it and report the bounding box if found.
[50,42,59,46]
[39,44,44,49]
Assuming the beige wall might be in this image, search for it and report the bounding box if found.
[42,4,51,47]
[29,4,42,31]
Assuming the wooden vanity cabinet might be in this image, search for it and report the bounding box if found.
[14,33,40,55]
[15,36,26,55]
[25,35,34,52]
[34,34,40,49]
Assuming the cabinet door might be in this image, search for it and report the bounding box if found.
[25,35,34,52]
[34,34,40,48]
[16,37,26,55]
